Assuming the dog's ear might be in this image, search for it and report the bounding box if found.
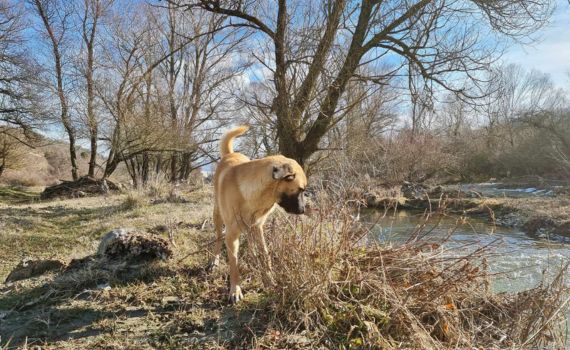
[272,164,295,180]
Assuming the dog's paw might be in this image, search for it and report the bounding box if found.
[228,285,243,304]
[206,256,219,273]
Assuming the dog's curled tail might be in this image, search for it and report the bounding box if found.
[220,125,249,156]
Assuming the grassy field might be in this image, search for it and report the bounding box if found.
[0,186,246,349]
[0,185,568,349]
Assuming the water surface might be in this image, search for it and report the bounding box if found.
[367,210,570,293]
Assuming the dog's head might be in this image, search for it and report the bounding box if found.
[271,158,307,215]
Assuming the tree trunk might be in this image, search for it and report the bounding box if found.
[170,153,177,183]
[34,0,78,180]
[155,154,162,175]
[128,158,138,188]
[85,11,98,177]
[180,152,191,180]
[104,152,119,179]
[142,152,149,185]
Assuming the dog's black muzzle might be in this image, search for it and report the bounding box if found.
[278,192,305,214]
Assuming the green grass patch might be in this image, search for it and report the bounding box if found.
[0,186,41,205]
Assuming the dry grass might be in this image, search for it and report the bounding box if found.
[121,190,147,210]
[241,189,569,349]
[0,184,568,349]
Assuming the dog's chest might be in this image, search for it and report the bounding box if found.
[251,204,276,226]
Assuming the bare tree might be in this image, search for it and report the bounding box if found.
[438,93,473,138]
[481,64,566,148]
[0,1,42,131]
[95,2,237,185]
[30,0,79,180]
[144,2,248,183]
[170,0,554,167]
[97,4,157,179]
[77,0,112,177]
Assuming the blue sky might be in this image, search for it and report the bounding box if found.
[503,0,570,87]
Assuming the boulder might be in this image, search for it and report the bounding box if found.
[97,228,131,256]
[401,181,429,200]
[365,192,406,209]
[99,229,173,262]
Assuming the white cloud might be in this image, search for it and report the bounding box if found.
[503,4,570,87]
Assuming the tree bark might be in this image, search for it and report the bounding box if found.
[82,0,101,177]
[34,0,79,180]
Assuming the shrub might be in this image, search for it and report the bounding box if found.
[122,190,146,210]
[242,187,569,348]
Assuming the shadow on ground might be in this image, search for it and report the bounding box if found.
[0,260,271,349]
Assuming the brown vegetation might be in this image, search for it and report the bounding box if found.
[1,186,567,349]
[249,191,569,348]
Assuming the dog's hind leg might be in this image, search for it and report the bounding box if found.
[225,225,243,303]
[206,205,224,272]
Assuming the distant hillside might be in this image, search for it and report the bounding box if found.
[0,132,105,187]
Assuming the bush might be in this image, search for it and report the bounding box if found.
[316,130,458,185]
[242,187,569,348]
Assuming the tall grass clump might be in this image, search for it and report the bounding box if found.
[244,186,569,349]
[121,190,146,209]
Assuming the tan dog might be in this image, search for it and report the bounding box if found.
[208,126,308,303]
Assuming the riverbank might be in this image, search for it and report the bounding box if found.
[362,182,570,239]
[0,185,568,349]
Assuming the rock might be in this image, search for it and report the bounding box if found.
[100,179,110,193]
[40,176,120,200]
[364,192,380,207]
[429,185,444,196]
[96,283,112,291]
[495,213,523,228]
[523,217,556,236]
[102,231,173,262]
[97,228,131,256]
[5,258,65,283]
[401,182,429,200]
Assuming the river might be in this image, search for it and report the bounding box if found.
[368,209,570,293]
[369,209,570,346]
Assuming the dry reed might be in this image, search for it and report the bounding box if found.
[242,186,569,349]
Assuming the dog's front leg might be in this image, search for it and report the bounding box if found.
[225,226,243,303]
[252,225,275,287]
[251,225,270,257]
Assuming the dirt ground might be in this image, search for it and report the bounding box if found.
[0,186,281,349]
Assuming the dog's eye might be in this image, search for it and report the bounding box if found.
[284,174,295,181]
